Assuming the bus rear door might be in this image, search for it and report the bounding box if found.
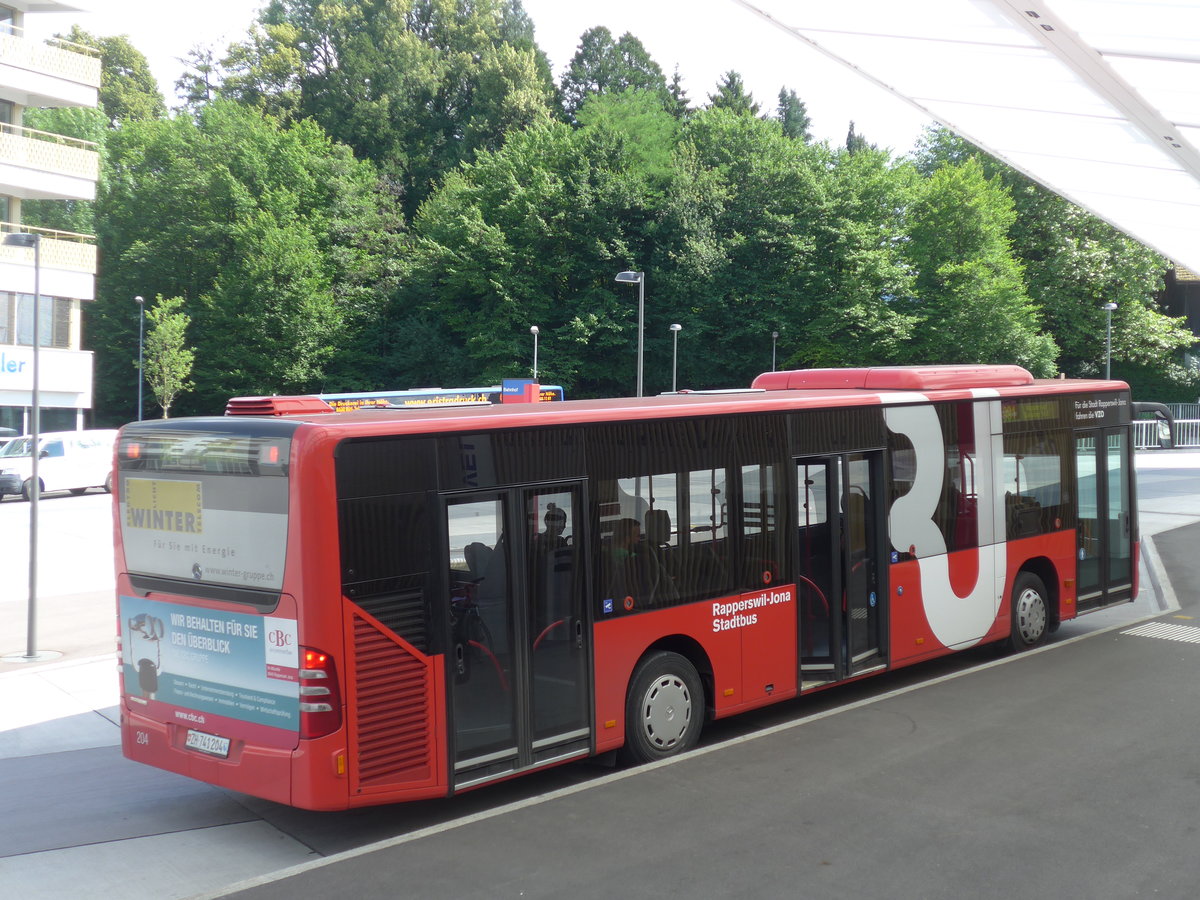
[444,483,591,789]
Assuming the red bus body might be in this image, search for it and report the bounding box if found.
[115,367,1138,809]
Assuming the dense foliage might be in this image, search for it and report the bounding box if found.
[19,1,1197,423]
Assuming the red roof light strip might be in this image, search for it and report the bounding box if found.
[751,365,1035,392]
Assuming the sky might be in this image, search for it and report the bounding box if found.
[30,0,933,152]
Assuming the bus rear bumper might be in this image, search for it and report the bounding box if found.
[121,705,296,807]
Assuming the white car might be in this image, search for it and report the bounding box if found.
[0,430,118,500]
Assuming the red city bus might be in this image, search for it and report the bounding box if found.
[114,365,1137,810]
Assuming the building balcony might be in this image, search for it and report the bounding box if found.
[0,221,95,301]
[0,26,100,108]
[0,121,98,200]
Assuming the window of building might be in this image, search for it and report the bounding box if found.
[3,293,71,348]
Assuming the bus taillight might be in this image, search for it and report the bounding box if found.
[298,647,342,739]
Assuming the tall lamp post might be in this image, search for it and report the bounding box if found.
[1103,302,1117,379]
[136,295,145,420]
[615,270,645,397]
[2,231,56,662]
[669,323,681,392]
[771,330,779,372]
[530,325,539,381]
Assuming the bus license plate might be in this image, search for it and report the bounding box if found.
[185,729,230,758]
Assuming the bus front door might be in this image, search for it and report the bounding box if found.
[796,453,886,688]
[1075,429,1135,612]
[444,484,591,789]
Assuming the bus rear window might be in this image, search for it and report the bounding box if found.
[118,427,292,594]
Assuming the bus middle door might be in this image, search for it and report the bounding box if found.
[444,483,591,790]
[796,453,886,687]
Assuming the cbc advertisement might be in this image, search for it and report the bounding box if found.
[120,595,300,747]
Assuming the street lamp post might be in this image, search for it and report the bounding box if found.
[669,323,682,392]
[3,231,56,662]
[615,270,645,397]
[772,330,779,372]
[1103,302,1117,380]
[136,296,145,420]
[530,325,539,381]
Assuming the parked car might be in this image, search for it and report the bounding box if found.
[0,430,118,500]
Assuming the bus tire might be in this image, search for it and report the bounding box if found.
[1008,571,1049,651]
[620,651,704,765]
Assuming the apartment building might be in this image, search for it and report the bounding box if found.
[0,0,99,436]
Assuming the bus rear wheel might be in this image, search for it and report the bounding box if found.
[1009,572,1049,651]
[621,651,704,765]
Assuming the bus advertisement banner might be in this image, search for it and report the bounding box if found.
[317,385,565,411]
[119,595,300,749]
[120,474,289,591]
[1071,392,1131,427]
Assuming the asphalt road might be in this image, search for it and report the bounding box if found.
[0,451,1197,900]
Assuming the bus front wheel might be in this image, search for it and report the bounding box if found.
[1009,572,1049,651]
[621,651,704,765]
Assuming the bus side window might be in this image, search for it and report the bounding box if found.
[741,463,784,588]
[678,468,729,599]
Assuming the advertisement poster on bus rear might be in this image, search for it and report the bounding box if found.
[120,473,289,591]
[119,595,300,748]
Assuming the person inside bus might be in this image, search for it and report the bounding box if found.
[530,503,572,631]
[532,503,569,551]
[605,517,676,609]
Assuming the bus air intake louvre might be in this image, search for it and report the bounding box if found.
[1120,622,1200,644]
[352,587,428,653]
[225,395,334,416]
[350,613,433,788]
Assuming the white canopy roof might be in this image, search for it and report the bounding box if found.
[734,0,1200,270]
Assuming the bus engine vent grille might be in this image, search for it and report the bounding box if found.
[351,585,428,653]
[351,614,433,789]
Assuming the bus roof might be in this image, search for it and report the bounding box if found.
[212,366,1129,439]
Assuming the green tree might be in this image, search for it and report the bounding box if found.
[707,71,759,116]
[142,295,194,418]
[915,127,1195,392]
[58,26,165,126]
[904,157,1058,374]
[92,100,395,420]
[656,109,913,387]
[845,120,872,155]
[222,0,554,216]
[399,121,652,396]
[576,89,680,192]
[667,66,690,120]
[558,26,669,122]
[174,45,223,115]
[776,88,810,142]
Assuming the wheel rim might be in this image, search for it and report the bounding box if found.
[639,673,693,751]
[1015,586,1047,644]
